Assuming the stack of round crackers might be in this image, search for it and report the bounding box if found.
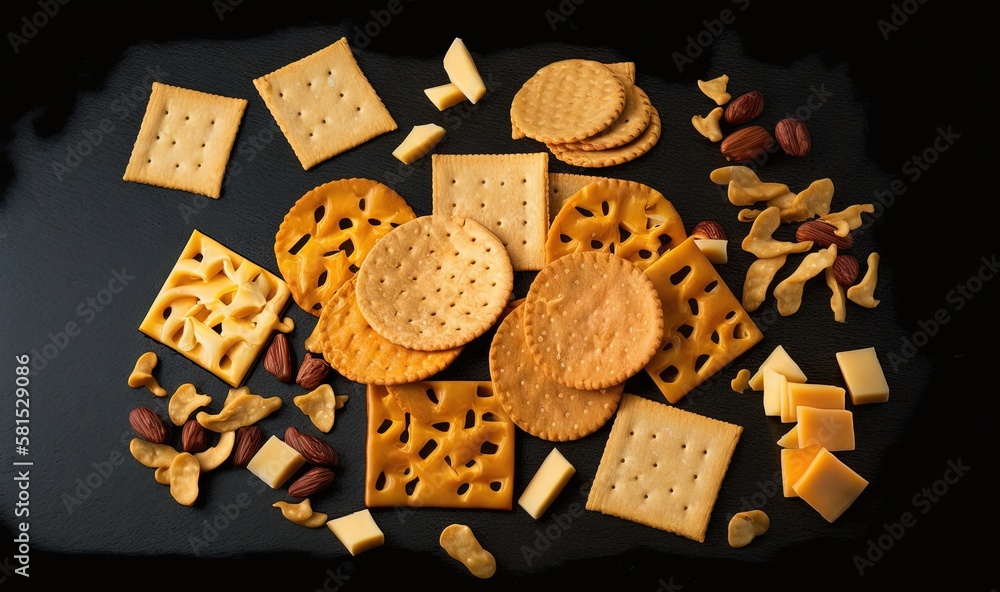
[511,59,661,168]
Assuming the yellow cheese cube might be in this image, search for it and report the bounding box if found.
[762,367,785,417]
[797,407,855,451]
[443,38,486,103]
[518,448,576,519]
[781,444,822,497]
[776,424,798,448]
[392,123,445,165]
[326,509,384,556]
[836,347,889,405]
[792,448,868,522]
[424,83,467,111]
[694,239,728,264]
[246,435,306,489]
[783,383,845,423]
[749,345,807,390]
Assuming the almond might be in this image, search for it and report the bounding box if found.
[287,466,335,498]
[284,426,339,467]
[296,352,331,390]
[181,419,208,453]
[129,407,171,445]
[832,254,860,287]
[724,91,763,125]
[795,220,853,250]
[775,118,811,157]
[691,220,727,241]
[264,333,293,382]
[232,425,263,468]
[720,126,774,162]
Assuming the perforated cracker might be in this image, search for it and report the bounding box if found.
[560,85,652,152]
[275,178,415,316]
[253,37,397,170]
[586,393,743,542]
[138,230,293,387]
[545,177,686,270]
[365,382,514,509]
[547,106,661,168]
[354,215,513,352]
[489,303,622,441]
[524,251,663,390]
[123,82,247,198]
[432,153,549,271]
[642,238,763,404]
[315,277,462,385]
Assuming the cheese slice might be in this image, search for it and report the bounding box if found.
[783,383,845,423]
[792,447,868,522]
[776,424,798,448]
[694,239,728,264]
[424,83,467,111]
[392,123,445,164]
[518,448,576,519]
[326,509,384,556]
[246,435,305,489]
[749,344,807,390]
[836,347,889,405]
[443,38,486,103]
[797,407,855,451]
[780,444,822,497]
[762,367,785,417]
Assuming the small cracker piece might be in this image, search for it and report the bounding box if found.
[560,85,653,151]
[123,82,247,199]
[432,153,549,271]
[731,369,752,393]
[742,207,814,258]
[773,245,839,316]
[253,37,397,170]
[783,178,835,223]
[196,388,282,432]
[274,499,328,528]
[825,267,848,323]
[847,252,881,308]
[710,166,792,206]
[293,384,343,433]
[692,107,724,142]
[547,106,661,168]
[697,74,731,105]
[168,383,213,426]
[742,254,788,312]
[820,204,874,237]
[586,394,743,542]
[547,172,611,222]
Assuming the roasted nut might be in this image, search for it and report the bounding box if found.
[284,426,340,467]
[440,524,497,579]
[832,254,860,287]
[128,352,167,397]
[720,126,774,162]
[287,466,335,498]
[232,425,264,468]
[795,220,853,250]
[129,407,171,445]
[264,333,293,382]
[296,352,331,390]
[728,510,770,547]
[724,91,763,125]
[691,220,727,241]
[181,419,208,453]
[775,117,811,157]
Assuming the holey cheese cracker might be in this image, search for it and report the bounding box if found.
[586,394,742,542]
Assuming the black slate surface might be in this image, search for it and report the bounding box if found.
[0,1,994,590]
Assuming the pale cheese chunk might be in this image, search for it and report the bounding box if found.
[694,239,728,264]
[327,509,384,556]
[783,383,845,423]
[836,347,889,405]
[518,448,576,519]
[424,83,467,111]
[246,435,305,489]
[797,407,855,451]
[762,367,784,417]
[749,345,807,391]
[780,444,822,497]
[392,123,445,164]
[792,447,868,522]
[776,424,798,448]
[443,38,486,103]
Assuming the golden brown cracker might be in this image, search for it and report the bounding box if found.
[547,106,661,168]
[547,172,611,222]
[560,85,652,151]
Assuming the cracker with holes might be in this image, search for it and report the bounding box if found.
[586,393,743,542]
[524,251,663,390]
[365,382,515,509]
[431,153,549,271]
[355,215,514,351]
[253,37,397,170]
[123,82,247,198]
[547,107,662,168]
[489,302,622,441]
[275,178,416,316]
[315,277,463,385]
[545,177,686,270]
[643,237,763,404]
[138,230,294,387]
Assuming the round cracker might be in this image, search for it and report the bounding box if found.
[560,85,652,151]
[547,106,661,168]
[355,215,514,352]
[511,59,626,144]
[523,251,663,390]
[315,277,462,385]
[275,178,416,316]
[489,304,622,441]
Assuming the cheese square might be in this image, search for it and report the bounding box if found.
[253,37,397,170]
[518,447,575,519]
[836,347,890,405]
[326,509,384,555]
[138,230,294,387]
[797,407,855,451]
[792,448,868,522]
[247,435,306,489]
[123,82,247,198]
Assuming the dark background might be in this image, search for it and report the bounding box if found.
[0,0,994,589]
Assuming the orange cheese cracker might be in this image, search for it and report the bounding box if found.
[365,382,514,509]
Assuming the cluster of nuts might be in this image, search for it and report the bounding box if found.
[264,333,331,389]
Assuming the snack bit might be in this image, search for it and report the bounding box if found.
[524,251,664,391]
[518,447,576,519]
[560,84,653,151]
[293,384,347,433]
[253,37,397,170]
[443,38,487,103]
[431,152,549,271]
[710,166,791,206]
[365,382,514,510]
[730,369,752,393]
[586,394,743,542]
[128,351,167,397]
[439,524,496,579]
[544,178,687,270]
[772,244,839,316]
[354,215,514,352]
[392,123,446,164]
[783,178,835,223]
[742,254,787,313]
[546,106,661,168]
[326,509,384,556]
[697,74,731,105]
[196,387,282,432]
[274,499,328,528]
[129,437,179,468]
[168,383,213,426]
[792,447,868,523]
[168,452,201,506]
[122,82,247,199]
[741,207,814,258]
[138,229,294,387]
[847,252,881,308]
[275,178,416,317]
[825,267,847,323]
[818,204,874,237]
[489,303,622,441]
[692,107,724,142]
[193,430,235,471]
[643,238,763,404]
[727,510,769,547]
